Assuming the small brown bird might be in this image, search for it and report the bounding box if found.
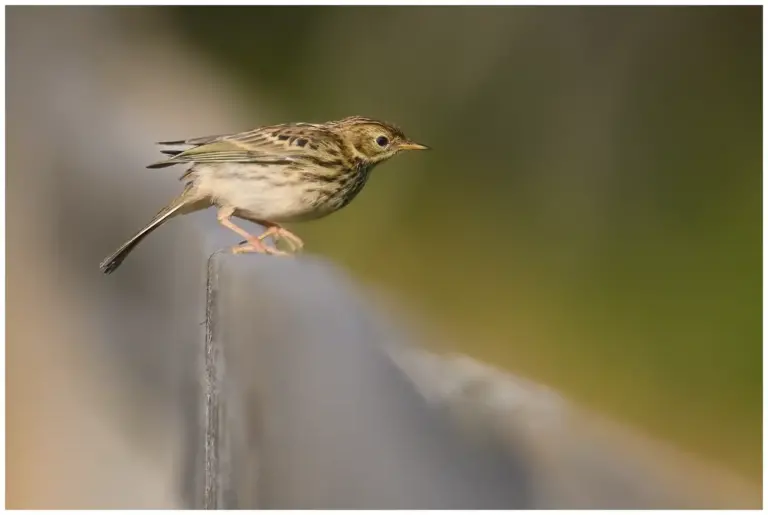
[99,116,428,274]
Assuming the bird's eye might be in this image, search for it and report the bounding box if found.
[376,136,389,147]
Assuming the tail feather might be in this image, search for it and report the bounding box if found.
[99,192,193,274]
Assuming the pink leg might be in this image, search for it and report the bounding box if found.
[217,207,272,255]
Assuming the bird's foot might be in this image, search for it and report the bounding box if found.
[231,237,289,256]
[258,225,304,253]
[232,237,291,256]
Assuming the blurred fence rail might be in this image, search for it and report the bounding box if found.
[188,252,759,509]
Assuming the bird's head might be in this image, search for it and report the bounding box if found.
[333,116,429,165]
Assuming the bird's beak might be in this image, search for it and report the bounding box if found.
[398,140,430,151]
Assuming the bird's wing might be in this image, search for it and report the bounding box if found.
[147,126,308,169]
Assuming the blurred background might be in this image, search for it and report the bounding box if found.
[6,5,761,508]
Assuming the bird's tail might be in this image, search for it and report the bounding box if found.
[100,188,198,274]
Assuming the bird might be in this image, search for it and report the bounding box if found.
[99,116,429,274]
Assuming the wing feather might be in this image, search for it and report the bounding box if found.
[147,127,299,169]
[147,123,334,169]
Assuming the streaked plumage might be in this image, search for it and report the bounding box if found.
[99,116,428,274]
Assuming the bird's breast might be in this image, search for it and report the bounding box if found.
[190,162,372,223]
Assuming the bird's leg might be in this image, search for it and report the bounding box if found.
[216,207,276,255]
[256,221,304,253]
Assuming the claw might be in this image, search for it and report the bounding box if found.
[257,225,304,253]
[232,222,302,256]
[232,239,290,257]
